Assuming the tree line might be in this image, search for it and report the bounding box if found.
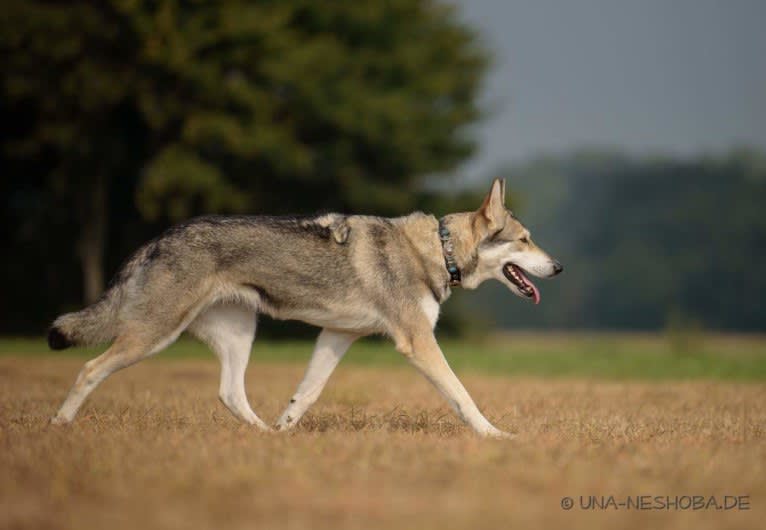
[468,149,766,332]
[3,2,762,335]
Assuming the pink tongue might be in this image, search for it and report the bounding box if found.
[517,267,541,305]
[530,282,541,305]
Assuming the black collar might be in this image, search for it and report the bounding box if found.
[438,218,461,287]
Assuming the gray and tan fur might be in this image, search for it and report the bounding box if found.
[49,179,562,437]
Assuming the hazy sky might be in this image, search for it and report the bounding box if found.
[453,0,766,178]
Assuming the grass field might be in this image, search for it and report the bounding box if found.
[1,333,765,529]
[3,331,766,380]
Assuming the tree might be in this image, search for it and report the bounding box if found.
[1,0,488,305]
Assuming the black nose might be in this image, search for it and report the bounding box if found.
[552,261,563,275]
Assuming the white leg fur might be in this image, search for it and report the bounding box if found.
[188,304,271,431]
[276,329,358,430]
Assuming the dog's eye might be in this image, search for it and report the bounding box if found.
[519,237,529,244]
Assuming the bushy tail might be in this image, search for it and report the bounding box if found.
[48,286,122,350]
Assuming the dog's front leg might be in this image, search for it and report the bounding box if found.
[395,327,512,439]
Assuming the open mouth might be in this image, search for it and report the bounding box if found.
[503,263,541,304]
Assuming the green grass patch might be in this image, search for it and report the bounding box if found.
[2,333,766,381]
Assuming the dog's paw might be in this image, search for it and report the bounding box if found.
[244,418,275,433]
[480,427,516,440]
[273,420,293,432]
[50,414,72,425]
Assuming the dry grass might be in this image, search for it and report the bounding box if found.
[1,356,764,530]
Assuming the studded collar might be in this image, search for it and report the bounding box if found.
[438,218,461,287]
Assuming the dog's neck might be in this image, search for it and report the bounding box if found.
[395,212,482,299]
[439,213,480,281]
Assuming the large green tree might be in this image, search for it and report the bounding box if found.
[2,0,488,304]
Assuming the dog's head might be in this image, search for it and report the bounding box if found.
[460,178,562,303]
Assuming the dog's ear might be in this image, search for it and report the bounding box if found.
[476,178,507,232]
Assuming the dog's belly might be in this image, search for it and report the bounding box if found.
[207,283,385,334]
[273,305,384,334]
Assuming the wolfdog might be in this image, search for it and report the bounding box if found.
[49,179,562,437]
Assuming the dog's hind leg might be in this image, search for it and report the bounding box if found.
[51,292,214,425]
[275,329,358,431]
[51,333,156,424]
[187,304,270,431]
